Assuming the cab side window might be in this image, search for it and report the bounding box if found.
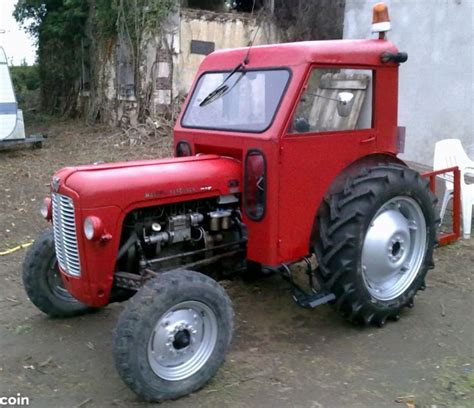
[289,68,373,134]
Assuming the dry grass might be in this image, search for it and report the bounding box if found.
[0,118,173,250]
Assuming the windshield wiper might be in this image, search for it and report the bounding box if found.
[199,18,260,108]
[199,62,246,107]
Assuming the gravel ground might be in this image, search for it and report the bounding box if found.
[0,120,472,408]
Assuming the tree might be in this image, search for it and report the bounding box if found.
[14,0,89,115]
[274,0,345,41]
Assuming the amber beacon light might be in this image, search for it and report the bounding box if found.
[372,2,391,39]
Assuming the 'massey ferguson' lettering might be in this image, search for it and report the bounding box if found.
[144,187,197,199]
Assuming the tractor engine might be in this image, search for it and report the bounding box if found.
[114,195,245,289]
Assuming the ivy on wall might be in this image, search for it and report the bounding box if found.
[14,0,88,115]
[273,0,345,41]
[116,0,177,121]
[14,0,176,117]
[13,0,344,118]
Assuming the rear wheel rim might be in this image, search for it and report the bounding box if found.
[147,300,218,381]
[361,196,427,301]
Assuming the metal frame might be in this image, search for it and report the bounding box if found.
[422,166,461,246]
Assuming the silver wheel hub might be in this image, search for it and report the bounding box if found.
[361,196,427,301]
[147,301,217,381]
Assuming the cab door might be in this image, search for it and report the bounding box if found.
[277,65,379,262]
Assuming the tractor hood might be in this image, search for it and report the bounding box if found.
[54,155,242,209]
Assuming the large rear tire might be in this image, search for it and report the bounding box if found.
[113,270,234,402]
[22,229,92,317]
[315,164,437,326]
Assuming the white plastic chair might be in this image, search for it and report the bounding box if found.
[433,139,474,239]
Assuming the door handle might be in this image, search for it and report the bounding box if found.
[360,136,376,143]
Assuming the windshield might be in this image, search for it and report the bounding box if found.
[181,69,290,133]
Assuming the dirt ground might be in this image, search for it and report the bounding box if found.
[0,120,473,408]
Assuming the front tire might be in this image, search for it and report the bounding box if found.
[22,229,92,317]
[315,165,437,326]
[113,270,234,402]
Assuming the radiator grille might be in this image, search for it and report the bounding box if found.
[52,193,81,276]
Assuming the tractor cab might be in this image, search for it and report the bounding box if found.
[174,38,405,265]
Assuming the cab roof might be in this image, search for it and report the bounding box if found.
[199,39,399,71]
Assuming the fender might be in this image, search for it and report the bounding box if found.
[323,153,407,197]
[54,154,242,307]
[309,153,407,250]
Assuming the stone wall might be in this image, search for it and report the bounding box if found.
[93,7,277,126]
[175,8,277,96]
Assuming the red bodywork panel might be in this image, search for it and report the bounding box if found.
[55,155,241,306]
[174,39,401,265]
[50,39,405,306]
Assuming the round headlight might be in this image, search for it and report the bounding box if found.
[40,197,52,220]
[83,216,103,241]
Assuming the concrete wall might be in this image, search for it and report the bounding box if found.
[344,0,473,166]
[153,8,277,117]
[95,8,278,126]
[176,9,278,96]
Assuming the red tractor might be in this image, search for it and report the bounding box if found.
[23,3,437,402]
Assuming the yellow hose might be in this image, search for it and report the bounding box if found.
[0,241,34,256]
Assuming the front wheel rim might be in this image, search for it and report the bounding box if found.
[47,261,79,303]
[147,300,218,381]
[361,196,427,301]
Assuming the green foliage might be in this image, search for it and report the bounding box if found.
[95,0,119,38]
[116,0,177,70]
[14,0,88,43]
[10,64,40,92]
[12,0,47,41]
[10,64,40,109]
[274,0,345,41]
[114,0,177,121]
[14,0,89,115]
[13,0,177,117]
